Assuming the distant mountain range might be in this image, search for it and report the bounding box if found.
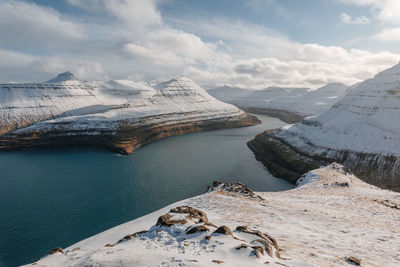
[208,83,349,123]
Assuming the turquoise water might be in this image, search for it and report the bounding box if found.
[0,114,292,267]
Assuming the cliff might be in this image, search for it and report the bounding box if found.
[0,73,259,154]
[248,62,400,190]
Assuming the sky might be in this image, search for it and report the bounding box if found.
[1,0,400,89]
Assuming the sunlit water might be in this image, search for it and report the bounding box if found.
[0,114,292,266]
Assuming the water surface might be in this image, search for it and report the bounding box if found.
[0,114,292,266]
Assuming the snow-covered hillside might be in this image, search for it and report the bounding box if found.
[209,84,348,122]
[248,62,400,189]
[26,164,400,267]
[0,72,259,154]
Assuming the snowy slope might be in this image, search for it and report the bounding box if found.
[276,64,400,155]
[26,164,400,267]
[248,62,400,188]
[0,73,256,153]
[282,83,348,116]
[209,84,348,118]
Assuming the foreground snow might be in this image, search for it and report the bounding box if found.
[27,164,400,266]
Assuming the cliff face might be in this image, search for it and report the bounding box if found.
[248,63,400,190]
[0,73,259,154]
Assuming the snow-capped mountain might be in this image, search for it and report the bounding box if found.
[248,62,400,189]
[209,83,348,123]
[26,164,400,266]
[280,83,348,116]
[0,73,259,154]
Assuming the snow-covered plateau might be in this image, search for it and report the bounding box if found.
[248,62,400,190]
[0,72,259,154]
[208,83,348,123]
[25,164,400,267]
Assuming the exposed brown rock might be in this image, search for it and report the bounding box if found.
[170,206,209,223]
[212,260,225,264]
[156,213,188,227]
[208,182,264,200]
[117,230,147,243]
[236,226,280,258]
[186,225,210,235]
[48,247,64,255]
[375,199,400,210]
[214,226,233,235]
[252,246,265,258]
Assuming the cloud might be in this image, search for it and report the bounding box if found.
[123,28,227,65]
[375,27,400,41]
[338,0,400,24]
[0,48,36,68]
[340,12,370,24]
[232,48,400,89]
[0,0,399,90]
[0,0,84,49]
[67,0,162,29]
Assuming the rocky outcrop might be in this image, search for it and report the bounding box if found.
[26,166,400,266]
[248,62,400,190]
[0,73,259,154]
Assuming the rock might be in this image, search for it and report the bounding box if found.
[212,259,225,264]
[236,226,280,258]
[186,225,210,235]
[214,226,233,235]
[251,246,265,258]
[235,244,249,250]
[117,230,147,243]
[346,256,361,265]
[170,206,209,223]
[156,214,187,227]
[48,247,64,255]
[208,183,264,200]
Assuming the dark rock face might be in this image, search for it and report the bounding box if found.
[248,129,400,190]
[239,107,305,124]
[0,112,260,155]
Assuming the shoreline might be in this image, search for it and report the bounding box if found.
[0,112,260,155]
[26,164,400,266]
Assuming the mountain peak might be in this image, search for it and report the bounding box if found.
[46,71,81,84]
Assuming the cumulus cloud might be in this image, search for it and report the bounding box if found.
[340,12,370,24]
[232,47,400,88]
[375,27,400,41]
[0,0,399,89]
[0,0,84,49]
[67,0,162,29]
[338,0,400,24]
